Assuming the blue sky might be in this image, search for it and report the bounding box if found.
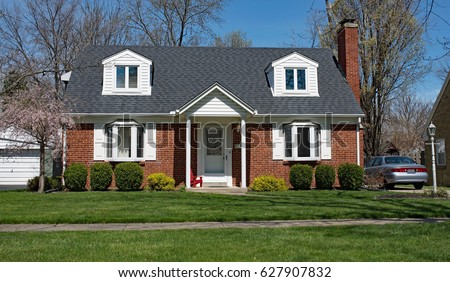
[212,0,450,103]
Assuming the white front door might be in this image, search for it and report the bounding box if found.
[204,125,225,174]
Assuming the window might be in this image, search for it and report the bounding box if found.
[283,123,320,160]
[436,139,446,166]
[105,122,144,161]
[285,68,306,91]
[373,157,382,167]
[116,66,138,89]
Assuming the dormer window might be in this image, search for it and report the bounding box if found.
[285,68,306,91]
[116,66,139,89]
[102,49,152,95]
[267,52,319,97]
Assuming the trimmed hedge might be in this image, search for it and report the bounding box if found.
[90,162,113,191]
[338,163,364,190]
[147,173,176,191]
[315,164,335,189]
[64,163,88,191]
[250,175,288,192]
[114,162,144,191]
[289,164,313,190]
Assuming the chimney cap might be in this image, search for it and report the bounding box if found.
[339,18,356,25]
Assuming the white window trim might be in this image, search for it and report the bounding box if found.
[113,65,141,93]
[284,67,308,94]
[436,138,446,166]
[283,122,321,161]
[105,121,145,162]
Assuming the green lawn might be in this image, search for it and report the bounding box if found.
[1,190,449,262]
[1,222,449,261]
[0,190,449,224]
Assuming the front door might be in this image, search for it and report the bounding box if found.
[204,125,225,174]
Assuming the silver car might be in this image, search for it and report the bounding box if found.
[364,156,428,189]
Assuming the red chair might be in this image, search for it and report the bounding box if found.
[190,170,203,188]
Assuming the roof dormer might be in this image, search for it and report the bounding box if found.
[101,49,152,95]
[266,52,319,97]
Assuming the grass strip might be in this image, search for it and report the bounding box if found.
[1,222,449,261]
[0,190,449,224]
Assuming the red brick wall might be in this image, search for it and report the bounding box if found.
[66,123,197,189]
[66,123,94,187]
[67,122,360,189]
[66,124,94,167]
[143,123,197,186]
[232,123,361,188]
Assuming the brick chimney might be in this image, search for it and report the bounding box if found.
[337,19,360,104]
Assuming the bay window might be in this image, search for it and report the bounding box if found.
[105,121,144,161]
[283,123,320,161]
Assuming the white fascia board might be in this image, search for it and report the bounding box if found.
[68,113,175,117]
[271,52,319,68]
[178,82,256,115]
[102,49,153,65]
[253,113,365,118]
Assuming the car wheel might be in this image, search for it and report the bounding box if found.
[384,182,394,190]
[414,183,424,190]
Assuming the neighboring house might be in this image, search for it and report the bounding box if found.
[0,131,39,188]
[64,20,364,188]
[0,129,58,188]
[425,71,450,186]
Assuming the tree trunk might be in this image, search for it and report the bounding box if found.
[38,142,45,193]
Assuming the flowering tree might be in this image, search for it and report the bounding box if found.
[0,83,75,193]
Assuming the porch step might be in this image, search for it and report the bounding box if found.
[202,182,228,188]
[188,187,247,195]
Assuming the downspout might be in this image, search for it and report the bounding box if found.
[62,126,67,187]
[356,117,361,166]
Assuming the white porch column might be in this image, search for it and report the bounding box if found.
[186,116,191,188]
[241,117,247,188]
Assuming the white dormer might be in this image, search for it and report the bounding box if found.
[101,49,152,95]
[266,52,319,97]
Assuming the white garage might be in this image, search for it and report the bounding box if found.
[0,136,40,188]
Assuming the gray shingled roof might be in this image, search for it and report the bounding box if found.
[66,46,363,116]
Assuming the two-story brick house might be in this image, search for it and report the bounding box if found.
[64,20,364,189]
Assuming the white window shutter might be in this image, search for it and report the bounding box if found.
[145,123,156,160]
[93,124,105,160]
[272,125,284,160]
[321,126,332,160]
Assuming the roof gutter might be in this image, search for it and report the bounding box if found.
[253,113,365,118]
[68,112,176,117]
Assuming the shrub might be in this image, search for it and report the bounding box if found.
[289,164,313,190]
[114,162,144,191]
[315,164,336,189]
[90,162,113,191]
[250,175,288,192]
[338,163,364,190]
[27,176,61,192]
[147,173,176,191]
[64,163,88,191]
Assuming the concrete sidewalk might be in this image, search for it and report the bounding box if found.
[1,218,449,232]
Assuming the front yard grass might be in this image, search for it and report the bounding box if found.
[0,190,449,224]
[1,222,449,261]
